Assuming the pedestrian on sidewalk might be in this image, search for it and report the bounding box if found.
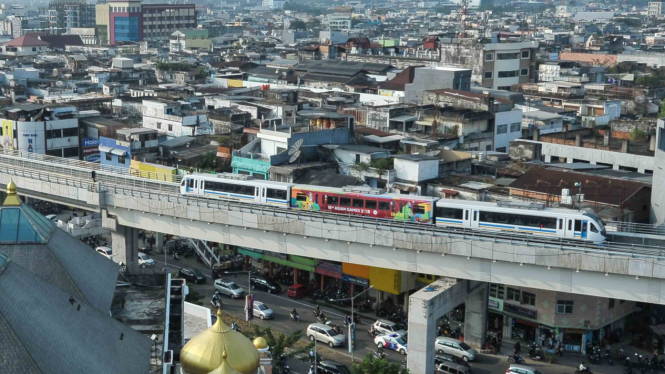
[514,341,521,355]
[556,341,563,357]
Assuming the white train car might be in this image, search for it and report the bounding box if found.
[435,199,606,242]
[180,173,293,207]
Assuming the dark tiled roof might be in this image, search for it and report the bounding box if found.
[378,66,422,91]
[509,167,649,206]
[37,35,84,50]
[294,170,363,188]
[4,35,49,47]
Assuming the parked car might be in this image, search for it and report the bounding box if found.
[287,284,309,298]
[250,276,281,294]
[434,337,478,362]
[179,268,206,284]
[96,246,113,260]
[375,333,408,355]
[372,320,407,338]
[138,252,154,266]
[214,279,245,299]
[435,353,471,369]
[317,360,351,374]
[252,301,274,320]
[437,361,472,374]
[45,214,58,222]
[506,364,543,374]
[307,323,346,348]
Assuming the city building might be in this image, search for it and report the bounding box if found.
[96,0,143,46]
[0,34,49,56]
[99,127,159,168]
[0,104,80,159]
[142,4,196,43]
[328,13,352,31]
[169,29,212,53]
[141,99,211,137]
[48,0,96,35]
[648,1,665,16]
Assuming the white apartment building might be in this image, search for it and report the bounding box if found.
[648,1,665,17]
[141,99,211,137]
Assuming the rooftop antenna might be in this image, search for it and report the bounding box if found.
[457,0,469,38]
[287,138,304,166]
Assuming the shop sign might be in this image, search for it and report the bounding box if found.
[265,251,287,260]
[317,261,342,274]
[489,299,500,310]
[83,138,100,147]
[505,303,537,319]
[564,344,581,352]
[248,76,270,83]
[342,274,369,287]
[86,155,100,163]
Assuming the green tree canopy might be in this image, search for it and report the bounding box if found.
[289,20,307,30]
[251,325,312,374]
[351,353,409,374]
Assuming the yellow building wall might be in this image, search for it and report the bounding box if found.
[130,160,177,182]
[228,79,244,88]
[369,266,402,295]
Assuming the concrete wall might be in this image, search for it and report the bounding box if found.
[394,158,439,182]
[494,109,523,151]
[651,119,665,224]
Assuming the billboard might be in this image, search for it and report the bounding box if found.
[2,119,14,150]
[17,122,45,154]
[82,138,100,147]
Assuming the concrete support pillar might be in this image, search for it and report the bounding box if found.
[532,129,539,141]
[567,157,574,163]
[651,134,657,152]
[604,130,611,146]
[156,232,164,254]
[111,225,139,266]
[590,161,597,165]
[639,168,645,174]
[463,283,489,350]
[408,279,469,374]
[621,139,629,153]
[613,164,620,170]
[544,154,552,163]
[575,134,582,147]
[269,262,274,278]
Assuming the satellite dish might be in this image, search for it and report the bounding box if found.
[288,138,303,155]
[289,150,301,164]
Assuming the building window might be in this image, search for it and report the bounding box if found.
[106,153,112,161]
[511,123,521,132]
[46,149,61,157]
[496,147,506,152]
[498,70,519,78]
[63,146,78,158]
[484,71,493,79]
[506,287,520,302]
[485,53,494,61]
[659,128,665,152]
[521,68,529,76]
[521,291,536,306]
[497,52,520,60]
[497,124,507,134]
[32,47,36,51]
[62,127,78,137]
[557,300,574,314]
[489,283,505,299]
[168,124,173,132]
[609,298,615,309]
[522,50,530,59]
[156,122,162,129]
[118,155,126,164]
[498,86,512,91]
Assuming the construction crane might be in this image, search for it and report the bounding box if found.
[457,0,469,38]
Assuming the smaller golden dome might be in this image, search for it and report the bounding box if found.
[3,180,21,206]
[253,337,268,350]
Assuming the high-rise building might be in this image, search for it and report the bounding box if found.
[48,0,95,35]
[648,1,665,16]
[95,1,196,45]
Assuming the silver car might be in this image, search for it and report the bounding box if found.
[252,301,274,320]
[214,279,245,299]
[435,337,478,362]
[307,323,346,348]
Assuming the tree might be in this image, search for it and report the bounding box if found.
[251,325,312,374]
[660,101,665,119]
[196,152,218,172]
[630,127,647,142]
[351,353,409,374]
[289,20,307,30]
[184,286,205,305]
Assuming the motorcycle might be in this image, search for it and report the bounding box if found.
[605,351,613,366]
[290,312,300,322]
[575,369,593,374]
[317,315,331,325]
[507,354,525,364]
[528,343,545,361]
[368,326,379,337]
[313,309,322,318]
[372,348,386,360]
[332,325,344,335]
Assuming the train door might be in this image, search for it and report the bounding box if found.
[191,178,201,195]
[255,187,266,204]
[470,210,479,228]
[564,218,576,239]
[462,209,475,228]
[564,218,584,239]
[581,220,588,239]
[556,218,565,237]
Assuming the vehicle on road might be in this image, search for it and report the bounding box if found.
[307,323,345,348]
[96,246,113,260]
[287,284,309,298]
[250,276,282,294]
[437,361,472,374]
[317,360,351,374]
[138,252,154,266]
[178,268,206,284]
[214,279,245,299]
[435,337,478,362]
[45,214,58,222]
[252,301,274,320]
[507,364,543,374]
[372,320,407,338]
[374,333,408,355]
[435,353,471,369]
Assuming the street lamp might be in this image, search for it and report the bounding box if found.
[574,182,582,209]
[226,269,256,324]
[329,285,374,364]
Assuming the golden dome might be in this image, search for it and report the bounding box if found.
[181,309,260,374]
[206,351,240,374]
[3,180,21,206]
[253,337,268,350]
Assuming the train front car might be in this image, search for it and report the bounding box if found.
[290,185,436,224]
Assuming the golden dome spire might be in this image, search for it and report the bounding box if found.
[3,180,21,206]
[180,308,260,374]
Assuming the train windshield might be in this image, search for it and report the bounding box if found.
[582,212,605,230]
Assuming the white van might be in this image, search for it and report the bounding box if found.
[434,337,478,362]
[307,323,345,348]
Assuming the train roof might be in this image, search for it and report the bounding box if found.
[436,198,600,218]
[293,184,438,201]
[188,173,293,188]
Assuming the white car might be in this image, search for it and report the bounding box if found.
[372,320,407,338]
[45,214,58,222]
[252,301,274,320]
[96,246,113,260]
[138,252,154,266]
[375,334,408,355]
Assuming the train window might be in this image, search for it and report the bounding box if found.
[436,208,463,220]
[352,199,364,208]
[590,223,598,233]
[474,211,478,221]
[340,198,351,206]
[296,193,307,201]
[464,210,469,220]
[558,219,563,230]
[574,220,582,232]
[366,200,377,210]
[237,185,252,195]
[267,189,287,200]
[187,179,194,188]
[568,220,572,231]
[329,196,339,205]
[378,201,390,211]
[181,179,186,186]
[413,205,425,215]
